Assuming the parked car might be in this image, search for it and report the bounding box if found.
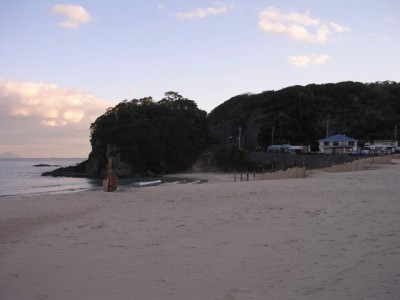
[349,149,368,156]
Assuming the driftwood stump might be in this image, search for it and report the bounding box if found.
[103,158,118,192]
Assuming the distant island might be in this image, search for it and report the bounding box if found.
[0,151,21,159]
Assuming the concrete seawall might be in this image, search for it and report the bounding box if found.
[249,152,360,169]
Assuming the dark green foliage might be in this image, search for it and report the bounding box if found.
[208,81,400,149]
[208,93,265,132]
[89,82,399,176]
[89,92,211,175]
[213,145,255,172]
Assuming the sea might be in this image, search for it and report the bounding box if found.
[0,158,98,197]
[0,158,202,198]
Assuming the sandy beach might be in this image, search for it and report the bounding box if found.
[1,162,400,300]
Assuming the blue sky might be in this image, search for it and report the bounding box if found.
[0,0,399,157]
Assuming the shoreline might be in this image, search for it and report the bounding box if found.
[1,162,400,299]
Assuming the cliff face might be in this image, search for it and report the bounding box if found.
[84,145,141,178]
[208,81,400,150]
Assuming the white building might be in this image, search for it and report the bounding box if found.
[365,140,398,154]
[319,134,358,154]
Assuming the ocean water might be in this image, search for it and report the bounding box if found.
[0,158,100,197]
[0,158,203,197]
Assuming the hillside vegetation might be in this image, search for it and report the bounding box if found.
[82,81,400,177]
[87,92,211,177]
[208,81,400,150]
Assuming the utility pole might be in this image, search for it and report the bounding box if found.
[238,126,242,149]
[326,119,329,138]
[271,126,275,145]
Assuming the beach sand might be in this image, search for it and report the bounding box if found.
[1,162,400,299]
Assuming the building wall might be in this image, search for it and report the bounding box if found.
[319,141,357,154]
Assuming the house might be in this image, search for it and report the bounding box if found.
[319,134,358,154]
[364,140,398,154]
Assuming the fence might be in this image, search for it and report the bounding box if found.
[234,154,395,182]
[391,153,400,159]
[320,155,392,173]
[235,167,306,182]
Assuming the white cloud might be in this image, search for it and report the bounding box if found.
[0,78,115,157]
[329,22,350,33]
[0,79,112,127]
[287,54,330,67]
[51,4,93,29]
[259,7,349,43]
[173,5,230,20]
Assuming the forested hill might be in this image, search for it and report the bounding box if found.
[46,81,400,178]
[207,81,400,150]
[86,92,211,177]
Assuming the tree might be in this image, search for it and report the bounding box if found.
[163,91,183,101]
[207,81,400,150]
[89,92,212,176]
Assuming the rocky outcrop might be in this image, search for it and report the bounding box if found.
[83,144,139,178]
[42,153,155,178]
[43,145,147,178]
[41,161,88,177]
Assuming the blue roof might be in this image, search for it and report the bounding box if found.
[319,134,356,142]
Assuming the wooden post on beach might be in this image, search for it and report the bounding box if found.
[103,158,118,192]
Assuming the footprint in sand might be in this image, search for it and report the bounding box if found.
[35,293,49,300]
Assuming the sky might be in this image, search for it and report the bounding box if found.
[0,0,399,158]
